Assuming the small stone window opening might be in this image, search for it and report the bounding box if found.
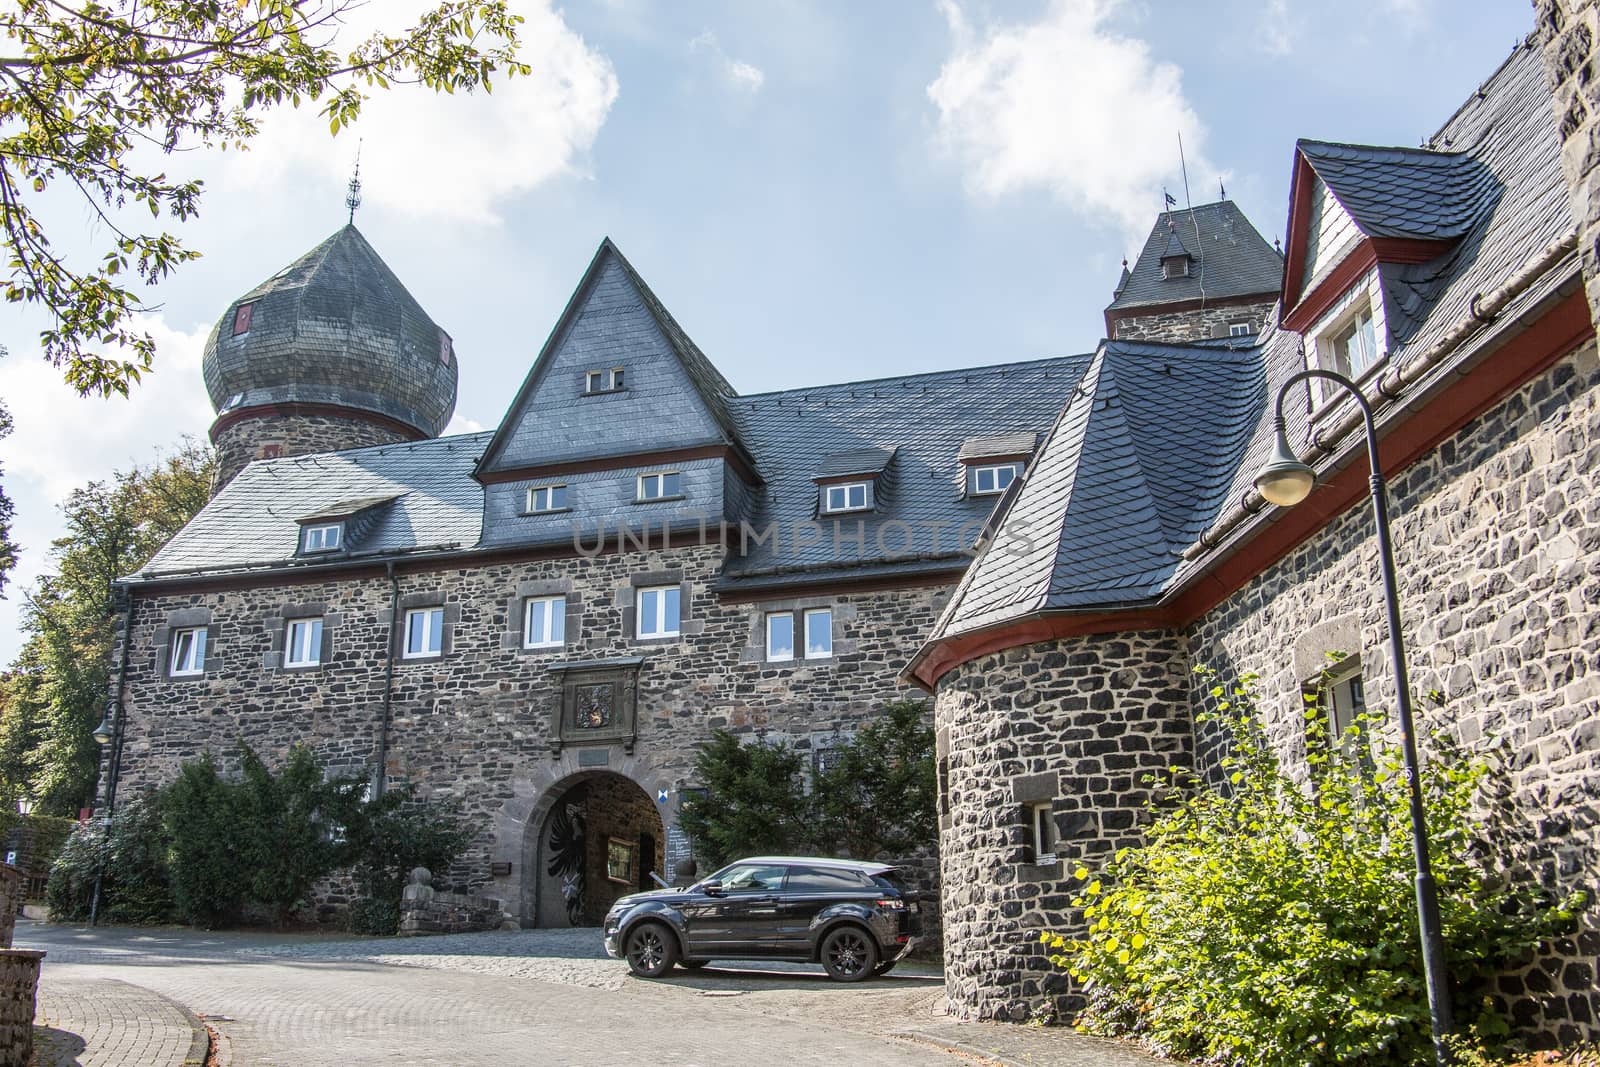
[169,627,207,677]
[301,523,342,553]
[765,612,794,662]
[937,755,950,817]
[232,302,254,336]
[637,471,682,501]
[636,585,681,639]
[1229,321,1252,337]
[524,596,566,649]
[525,484,568,513]
[1023,801,1057,865]
[1162,257,1189,280]
[1313,660,1373,772]
[970,463,1019,496]
[803,608,832,659]
[284,618,324,668]
[402,607,444,660]
[822,481,871,515]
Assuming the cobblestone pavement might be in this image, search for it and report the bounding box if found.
[17,921,1171,1066]
[35,973,207,1067]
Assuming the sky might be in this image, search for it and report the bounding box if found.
[0,0,1536,663]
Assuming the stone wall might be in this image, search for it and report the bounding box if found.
[1109,299,1275,344]
[934,632,1192,1021]
[580,773,665,923]
[114,539,950,925]
[210,410,415,492]
[1539,1,1600,326]
[0,949,42,1067]
[1187,339,1600,1045]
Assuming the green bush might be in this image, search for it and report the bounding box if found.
[45,798,172,923]
[345,785,472,935]
[1043,667,1584,1067]
[678,731,811,869]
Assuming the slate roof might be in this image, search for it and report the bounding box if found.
[137,434,490,578]
[958,432,1038,461]
[201,225,458,437]
[1295,140,1500,241]
[815,448,896,479]
[1106,200,1283,312]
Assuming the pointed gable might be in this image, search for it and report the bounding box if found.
[476,239,745,477]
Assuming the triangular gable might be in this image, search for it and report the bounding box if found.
[475,239,749,478]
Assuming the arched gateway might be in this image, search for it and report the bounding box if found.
[524,770,666,927]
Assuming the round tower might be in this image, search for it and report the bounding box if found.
[202,224,458,492]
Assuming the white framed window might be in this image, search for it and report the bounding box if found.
[971,464,1018,496]
[301,523,342,553]
[525,484,568,513]
[803,608,832,659]
[637,471,683,501]
[1024,801,1057,864]
[524,596,567,649]
[169,627,207,677]
[822,481,870,514]
[284,618,324,668]
[1320,662,1369,764]
[403,607,444,660]
[636,585,681,639]
[584,367,624,393]
[765,613,795,662]
[1228,321,1252,337]
[1326,303,1378,380]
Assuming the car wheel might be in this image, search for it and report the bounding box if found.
[872,960,896,977]
[624,922,679,979]
[820,926,878,983]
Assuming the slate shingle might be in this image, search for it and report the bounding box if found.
[1107,200,1284,312]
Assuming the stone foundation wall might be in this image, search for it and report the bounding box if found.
[210,411,415,492]
[934,632,1192,1021]
[114,541,950,925]
[0,950,42,1067]
[1109,298,1275,343]
[1187,340,1600,1045]
[0,867,17,950]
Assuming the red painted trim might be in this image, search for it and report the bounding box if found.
[479,443,761,486]
[1284,238,1451,333]
[911,286,1595,690]
[1370,237,1451,265]
[209,403,429,442]
[1278,152,1318,317]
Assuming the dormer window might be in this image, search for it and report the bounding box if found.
[526,484,568,513]
[1162,256,1189,279]
[583,367,625,394]
[822,481,872,514]
[301,523,342,553]
[1229,322,1252,337]
[637,471,682,501]
[1308,272,1386,407]
[232,302,254,336]
[439,330,454,366]
[970,463,1020,496]
[1327,303,1378,379]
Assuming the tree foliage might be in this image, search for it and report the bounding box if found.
[0,0,530,395]
[0,400,15,596]
[1043,667,1585,1067]
[679,702,938,870]
[0,440,213,814]
[346,784,474,935]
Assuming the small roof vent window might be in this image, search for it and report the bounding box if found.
[232,302,254,336]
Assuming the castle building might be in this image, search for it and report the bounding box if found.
[107,25,1597,1046]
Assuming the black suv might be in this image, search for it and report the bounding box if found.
[602,856,922,982]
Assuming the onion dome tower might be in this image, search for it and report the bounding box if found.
[201,222,459,492]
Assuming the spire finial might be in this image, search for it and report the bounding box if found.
[345,140,363,225]
[1219,178,1226,200]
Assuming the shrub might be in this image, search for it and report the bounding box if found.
[160,752,245,927]
[45,798,172,923]
[678,730,810,869]
[1043,667,1584,1067]
[345,785,472,935]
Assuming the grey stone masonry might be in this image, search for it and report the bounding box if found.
[212,410,415,492]
[1188,338,1600,1047]
[1110,299,1276,344]
[1539,0,1600,324]
[113,539,950,928]
[934,632,1192,1022]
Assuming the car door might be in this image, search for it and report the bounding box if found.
[682,863,788,956]
[775,865,868,954]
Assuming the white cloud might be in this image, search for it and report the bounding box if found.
[690,31,766,94]
[445,413,487,436]
[221,0,618,224]
[1259,0,1295,56]
[927,0,1214,234]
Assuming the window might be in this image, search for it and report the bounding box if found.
[525,484,568,513]
[637,471,682,501]
[713,863,787,892]
[232,302,253,336]
[524,596,567,649]
[636,585,681,639]
[1023,801,1057,864]
[1162,257,1188,279]
[971,464,1018,496]
[1229,321,1252,337]
[403,607,443,659]
[284,618,323,668]
[1320,664,1370,766]
[786,866,868,892]
[803,608,832,659]
[938,755,950,817]
[301,523,342,553]
[765,613,794,662]
[822,481,870,514]
[439,330,453,366]
[1322,302,1379,383]
[169,627,207,677]
[584,367,624,394]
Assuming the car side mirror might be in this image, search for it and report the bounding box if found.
[700,880,724,897]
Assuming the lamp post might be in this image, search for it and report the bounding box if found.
[1255,368,1453,1064]
[15,797,32,816]
[87,698,126,928]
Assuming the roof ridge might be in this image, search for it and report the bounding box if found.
[1427,34,1539,147]
[731,352,1094,403]
[254,429,493,470]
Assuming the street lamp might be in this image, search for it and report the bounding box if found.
[88,698,126,928]
[15,797,32,816]
[1255,369,1453,1064]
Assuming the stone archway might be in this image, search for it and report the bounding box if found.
[525,770,666,928]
